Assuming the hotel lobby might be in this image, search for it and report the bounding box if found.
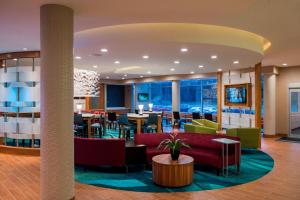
[0,1,300,200]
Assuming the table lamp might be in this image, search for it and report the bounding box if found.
[76,104,83,114]
[148,103,153,112]
[138,104,144,115]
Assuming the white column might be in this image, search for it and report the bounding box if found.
[264,73,277,135]
[40,4,74,200]
[172,80,180,122]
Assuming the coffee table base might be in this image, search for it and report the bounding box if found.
[152,154,194,187]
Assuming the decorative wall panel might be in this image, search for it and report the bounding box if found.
[222,70,256,128]
[74,68,100,97]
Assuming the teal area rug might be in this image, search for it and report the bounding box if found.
[75,150,274,192]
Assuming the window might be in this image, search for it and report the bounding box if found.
[291,92,299,113]
[136,81,172,111]
[180,78,217,114]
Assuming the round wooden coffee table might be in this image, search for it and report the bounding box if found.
[152,154,194,187]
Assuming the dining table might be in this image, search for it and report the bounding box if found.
[127,113,162,134]
[81,113,99,138]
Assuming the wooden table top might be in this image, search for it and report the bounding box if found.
[152,154,194,165]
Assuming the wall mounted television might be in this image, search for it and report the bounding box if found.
[224,83,252,107]
[138,93,149,102]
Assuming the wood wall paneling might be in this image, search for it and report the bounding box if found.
[255,62,262,148]
[99,83,105,110]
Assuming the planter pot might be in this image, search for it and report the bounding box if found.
[170,149,180,160]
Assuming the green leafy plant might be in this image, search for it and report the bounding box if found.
[157,132,190,158]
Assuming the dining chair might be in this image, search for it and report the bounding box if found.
[143,113,158,133]
[107,112,118,130]
[173,111,182,128]
[74,113,87,137]
[204,113,213,121]
[192,112,201,119]
[118,114,135,140]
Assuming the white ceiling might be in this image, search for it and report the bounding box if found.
[1,0,300,79]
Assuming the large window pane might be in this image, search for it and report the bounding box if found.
[180,78,217,114]
[291,92,299,113]
[136,81,172,111]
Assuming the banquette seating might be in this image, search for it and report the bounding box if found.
[134,133,240,173]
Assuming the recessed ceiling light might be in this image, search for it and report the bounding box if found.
[233,60,239,64]
[121,77,125,80]
[190,71,195,74]
[218,68,222,72]
[13,58,18,61]
[170,68,175,71]
[140,75,144,78]
[282,63,288,66]
[211,55,218,59]
[114,61,120,64]
[198,65,204,68]
[74,56,81,60]
[180,48,188,52]
[93,65,98,68]
[124,74,127,77]
[23,48,28,51]
[106,76,110,79]
[100,48,108,53]
[147,71,151,74]
[174,60,180,64]
[142,55,149,59]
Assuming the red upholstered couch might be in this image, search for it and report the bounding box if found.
[134,133,240,171]
[74,137,126,167]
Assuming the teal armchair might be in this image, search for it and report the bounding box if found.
[226,128,261,149]
[184,119,219,134]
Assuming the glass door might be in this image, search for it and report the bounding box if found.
[289,89,300,138]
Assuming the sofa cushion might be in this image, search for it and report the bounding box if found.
[134,133,169,147]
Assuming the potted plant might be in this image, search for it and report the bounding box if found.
[157,131,190,160]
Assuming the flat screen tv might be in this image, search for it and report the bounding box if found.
[138,93,149,102]
[224,83,252,107]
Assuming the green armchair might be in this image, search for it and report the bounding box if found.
[226,128,261,149]
[184,119,219,134]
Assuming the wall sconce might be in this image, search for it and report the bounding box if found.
[148,103,153,112]
[76,104,83,114]
[138,104,144,115]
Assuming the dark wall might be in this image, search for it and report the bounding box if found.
[107,84,125,107]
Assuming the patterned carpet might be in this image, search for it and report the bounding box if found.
[75,150,274,192]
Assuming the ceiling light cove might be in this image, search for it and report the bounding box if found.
[174,60,180,64]
[114,66,141,73]
[114,60,120,64]
[180,48,188,52]
[198,65,204,68]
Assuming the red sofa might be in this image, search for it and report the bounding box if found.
[134,133,240,171]
[74,137,126,167]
